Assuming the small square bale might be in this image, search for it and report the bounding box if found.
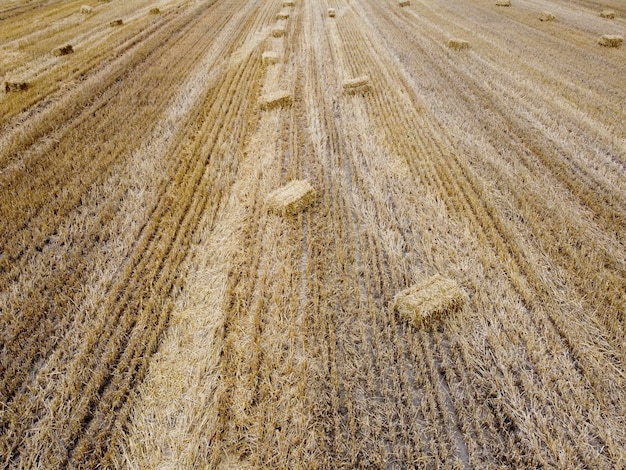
[4,81,28,93]
[600,10,615,19]
[149,7,160,14]
[276,10,290,20]
[398,0,410,6]
[262,51,280,65]
[80,5,93,13]
[539,11,555,21]
[271,26,286,38]
[266,180,316,215]
[495,0,511,6]
[342,75,371,95]
[110,19,123,26]
[259,90,292,110]
[283,0,294,6]
[393,274,465,327]
[53,44,74,56]
[328,8,336,17]
[598,34,623,47]
[448,38,469,50]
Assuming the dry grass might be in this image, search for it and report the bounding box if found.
[261,51,279,65]
[600,10,615,19]
[539,11,555,21]
[448,38,470,50]
[342,75,371,94]
[328,8,336,17]
[52,45,74,57]
[598,34,623,47]
[259,90,292,110]
[265,180,316,215]
[271,26,286,38]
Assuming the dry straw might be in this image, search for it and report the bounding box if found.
[266,180,316,215]
[149,7,160,14]
[110,19,123,26]
[539,11,555,21]
[598,34,623,47]
[495,0,511,6]
[80,5,92,13]
[259,90,292,110]
[262,51,280,66]
[271,26,286,38]
[276,11,290,20]
[600,10,615,19]
[398,0,410,7]
[4,81,28,93]
[53,45,74,56]
[393,274,465,328]
[448,38,469,50]
[328,8,336,17]
[343,75,371,95]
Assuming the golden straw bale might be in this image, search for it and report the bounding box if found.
[271,26,286,38]
[539,11,555,21]
[4,81,28,93]
[262,51,280,65]
[393,275,465,327]
[342,75,371,95]
[259,90,292,110]
[276,10,290,20]
[149,7,160,14]
[53,44,74,56]
[398,0,410,6]
[495,0,511,6]
[448,38,469,50]
[598,34,623,47]
[328,8,336,17]
[283,0,294,6]
[110,19,123,26]
[600,10,615,18]
[266,180,316,215]
[80,5,93,13]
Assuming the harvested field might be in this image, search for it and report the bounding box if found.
[1,0,625,468]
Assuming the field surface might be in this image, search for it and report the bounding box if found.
[1,0,625,468]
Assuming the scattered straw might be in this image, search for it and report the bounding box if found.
[271,26,286,38]
[393,274,465,328]
[328,8,336,17]
[53,45,74,56]
[448,38,469,50]
[343,75,371,95]
[276,10,290,20]
[495,0,511,6]
[600,10,615,19]
[398,0,410,6]
[262,51,280,66]
[110,19,123,26]
[80,5,92,13]
[259,90,292,110]
[149,7,160,14]
[598,34,623,47]
[266,180,316,216]
[4,81,28,93]
[539,11,555,21]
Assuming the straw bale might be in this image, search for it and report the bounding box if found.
[398,0,410,6]
[149,7,160,14]
[342,75,371,94]
[276,10,290,20]
[266,180,316,215]
[539,11,555,21]
[598,34,623,47]
[4,81,28,93]
[262,51,280,65]
[393,274,465,327]
[448,38,469,50]
[328,8,336,17]
[495,0,511,6]
[600,10,615,18]
[110,19,123,26]
[271,26,286,38]
[80,5,93,13]
[283,0,294,6]
[53,45,74,56]
[259,90,292,110]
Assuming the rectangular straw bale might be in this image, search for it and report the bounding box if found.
[393,274,465,327]
[259,90,292,110]
[271,26,286,38]
[600,10,615,18]
[4,81,28,93]
[80,5,92,13]
[53,44,74,56]
[266,180,316,215]
[110,19,123,26]
[539,11,555,21]
[495,0,511,6]
[342,75,371,94]
[448,38,469,50]
[262,51,280,65]
[398,0,410,6]
[328,8,336,17]
[149,7,160,14]
[276,10,290,20]
[598,34,623,47]
[283,0,294,6]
